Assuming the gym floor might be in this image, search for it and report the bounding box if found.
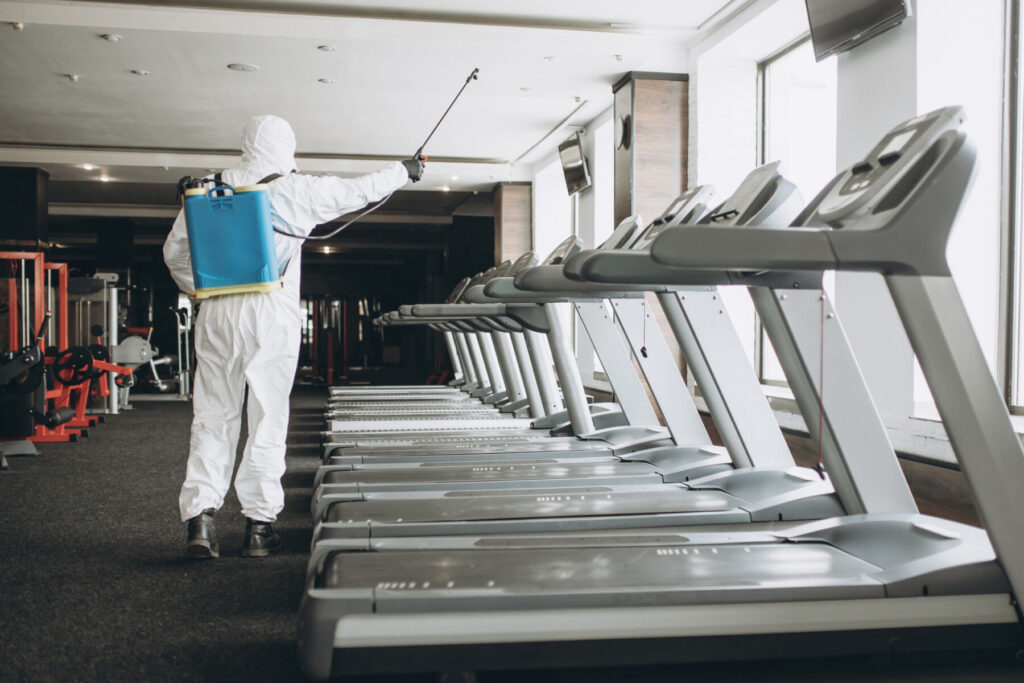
[2,386,1022,682]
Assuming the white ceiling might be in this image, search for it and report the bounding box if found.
[0,0,739,194]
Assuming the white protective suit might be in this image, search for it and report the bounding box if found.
[164,115,409,522]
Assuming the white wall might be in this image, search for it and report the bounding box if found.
[531,154,572,258]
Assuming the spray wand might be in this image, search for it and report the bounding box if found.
[285,67,480,241]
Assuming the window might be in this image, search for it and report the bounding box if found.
[999,0,1024,412]
[757,37,837,384]
[1012,0,1024,409]
[915,0,1005,412]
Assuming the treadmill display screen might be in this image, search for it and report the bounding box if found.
[879,129,916,157]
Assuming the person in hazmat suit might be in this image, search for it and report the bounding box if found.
[163,114,423,558]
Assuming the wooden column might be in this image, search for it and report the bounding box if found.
[493,182,532,264]
[612,72,689,225]
[612,72,689,370]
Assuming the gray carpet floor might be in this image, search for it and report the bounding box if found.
[3,385,1023,682]
[1,386,325,682]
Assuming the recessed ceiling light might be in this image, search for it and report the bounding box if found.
[318,45,336,52]
[227,63,259,72]
[102,33,122,42]
[450,175,459,181]
[441,185,451,192]
[318,78,334,85]
[131,69,150,76]
[322,246,332,254]
[99,175,110,182]
[543,56,560,63]
[80,163,95,171]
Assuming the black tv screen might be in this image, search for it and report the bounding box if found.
[558,132,592,196]
[805,0,910,62]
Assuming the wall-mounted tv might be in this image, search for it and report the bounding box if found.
[558,132,592,196]
[805,0,911,62]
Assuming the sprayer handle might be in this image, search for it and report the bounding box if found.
[402,155,426,183]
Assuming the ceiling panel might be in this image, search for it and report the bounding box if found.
[0,0,733,190]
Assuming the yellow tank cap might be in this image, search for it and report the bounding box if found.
[184,188,207,197]
[235,184,268,193]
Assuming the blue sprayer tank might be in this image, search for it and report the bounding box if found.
[183,184,283,299]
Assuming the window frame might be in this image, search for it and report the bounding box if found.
[1004,0,1024,413]
[753,33,813,388]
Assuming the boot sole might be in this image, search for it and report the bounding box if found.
[241,546,279,557]
[186,540,219,559]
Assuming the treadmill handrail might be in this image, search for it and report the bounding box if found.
[411,303,508,318]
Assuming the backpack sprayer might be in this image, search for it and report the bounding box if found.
[179,67,479,299]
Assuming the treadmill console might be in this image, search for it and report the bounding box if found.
[600,215,644,251]
[631,185,716,251]
[445,276,472,303]
[703,161,785,226]
[508,251,540,275]
[475,260,514,286]
[814,106,964,225]
[542,235,583,265]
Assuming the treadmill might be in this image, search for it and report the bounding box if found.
[320,233,682,458]
[299,107,1024,679]
[326,268,525,420]
[326,273,516,406]
[318,206,734,464]
[327,267,526,413]
[322,246,600,435]
[308,168,851,523]
[326,258,596,422]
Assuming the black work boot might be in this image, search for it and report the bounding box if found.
[186,508,219,559]
[242,518,281,557]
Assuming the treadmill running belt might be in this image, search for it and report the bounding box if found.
[323,544,884,596]
[322,463,656,485]
[327,488,742,523]
[329,419,535,432]
[328,438,607,449]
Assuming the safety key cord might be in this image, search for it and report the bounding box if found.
[816,292,826,479]
[640,296,649,358]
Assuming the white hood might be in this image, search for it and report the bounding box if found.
[220,115,297,187]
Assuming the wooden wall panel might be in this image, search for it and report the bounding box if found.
[633,78,688,225]
[493,182,532,264]
[612,73,689,368]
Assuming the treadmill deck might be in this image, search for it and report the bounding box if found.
[326,486,743,524]
[322,543,885,606]
[322,461,660,486]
